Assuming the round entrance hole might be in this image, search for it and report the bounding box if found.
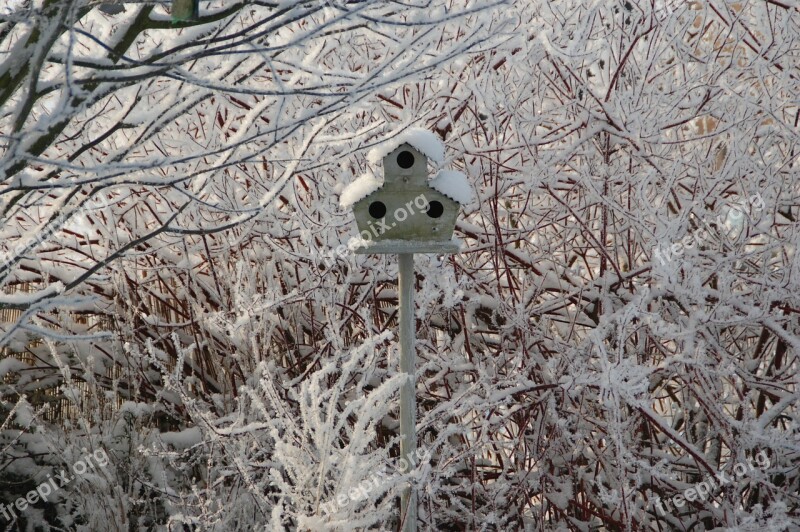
[368,201,387,219]
[397,151,415,169]
[426,200,444,219]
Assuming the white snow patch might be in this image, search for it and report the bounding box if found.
[340,173,382,208]
[62,386,82,403]
[15,402,34,427]
[161,426,202,448]
[367,128,445,164]
[0,358,27,379]
[429,170,473,204]
[119,401,153,417]
[2,0,26,14]
[0,282,64,306]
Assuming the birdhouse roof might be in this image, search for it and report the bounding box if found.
[339,172,383,208]
[429,170,474,205]
[340,129,473,208]
[367,128,445,165]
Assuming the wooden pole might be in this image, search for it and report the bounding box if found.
[398,253,417,532]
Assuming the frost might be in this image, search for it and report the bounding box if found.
[339,172,382,208]
[0,0,797,530]
[367,128,445,165]
[429,169,474,205]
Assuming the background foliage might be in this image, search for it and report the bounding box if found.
[1,0,799,530]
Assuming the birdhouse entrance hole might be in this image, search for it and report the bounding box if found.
[426,201,444,218]
[369,201,387,219]
[397,150,415,169]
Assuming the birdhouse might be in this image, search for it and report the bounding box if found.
[340,131,473,254]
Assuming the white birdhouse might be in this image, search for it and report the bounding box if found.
[340,130,473,254]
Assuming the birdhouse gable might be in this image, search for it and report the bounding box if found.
[381,144,428,185]
[367,128,446,165]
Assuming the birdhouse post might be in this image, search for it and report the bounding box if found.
[340,129,472,532]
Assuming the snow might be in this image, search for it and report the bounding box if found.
[429,170,473,205]
[339,172,382,208]
[14,401,34,427]
[160,426,202,448]
[367,128,445,165]
[119,401,153,417]
[0,282,64,306]
[0,357,28,379]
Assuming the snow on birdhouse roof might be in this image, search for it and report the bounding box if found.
[429,169,473,205]
[367,128,445,165]
[339,172,382,208]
